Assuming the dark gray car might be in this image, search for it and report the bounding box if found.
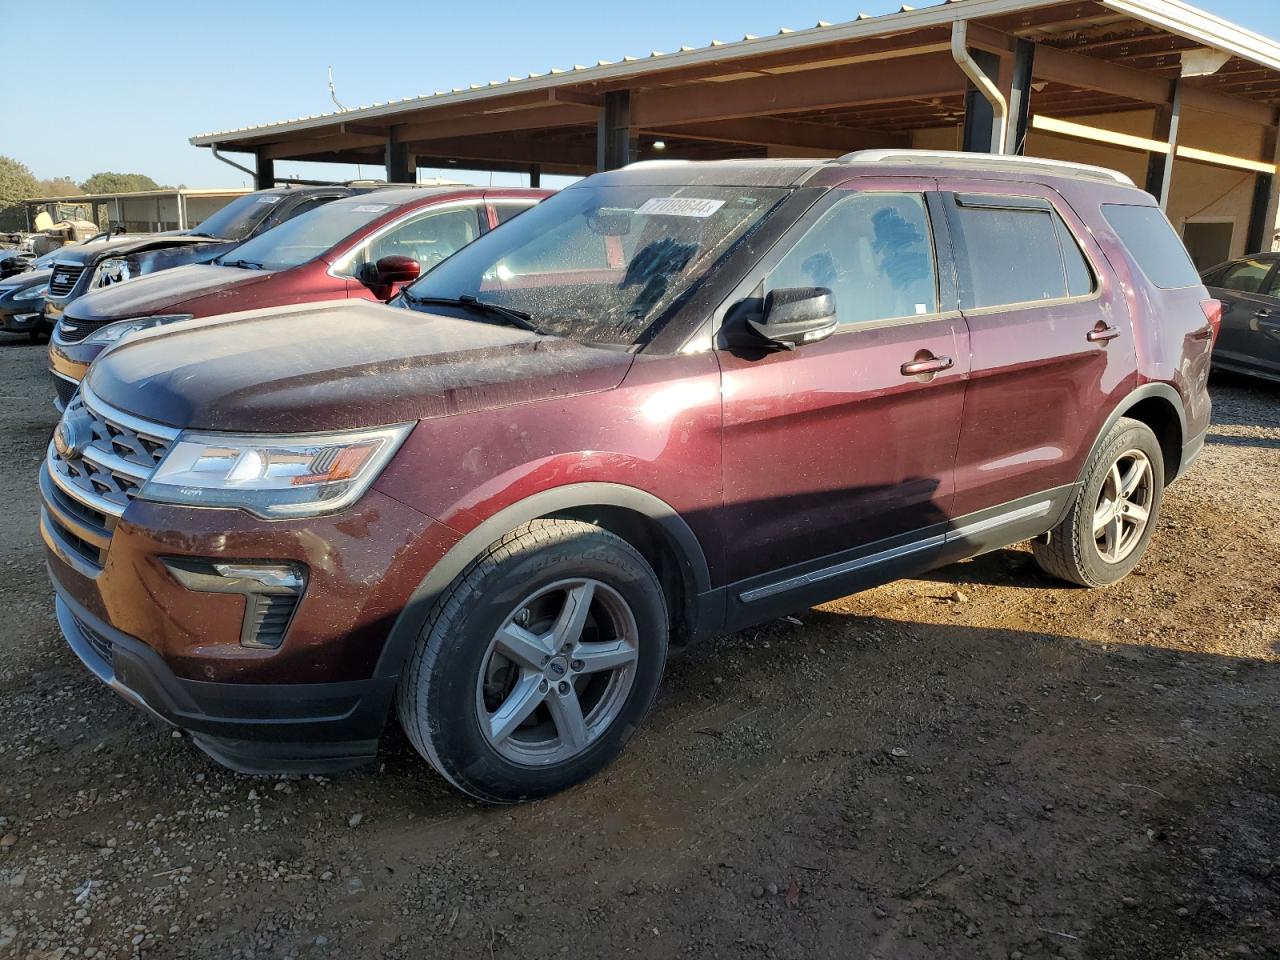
[1202,253,1280,383]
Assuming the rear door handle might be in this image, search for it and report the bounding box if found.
[1087,325,1121,343]
[900,355,954,377]
[1254,308,1274,319]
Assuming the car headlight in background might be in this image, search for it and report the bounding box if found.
[13,284,48,301]
[139,423,413,518]
[82,314,195,346]
[94,258,132,287]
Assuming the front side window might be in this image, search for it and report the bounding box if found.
[403,184,788,346]
[768,192,937,326]
[335,206,481,277]
[948,196,1094,310]
[216,199,402,272]
[1216,258,1274,295]
[1102,203,1201,290]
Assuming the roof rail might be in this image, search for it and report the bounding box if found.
[621,159,695,169]
[839,149,1136,187]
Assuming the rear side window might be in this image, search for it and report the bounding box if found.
[1102,204,1201,290]
[1215,258,1275,295]
[946,195,1095,310]
[768,192,938,325]
[493,201,539,225]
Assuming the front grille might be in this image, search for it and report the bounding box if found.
[54,319,103,344]
[48,262,87,298]
[45,387,179,566]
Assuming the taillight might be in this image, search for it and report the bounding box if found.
[1200,299,1223,340]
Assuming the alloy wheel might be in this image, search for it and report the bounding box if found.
[1092,448,1154,564]
[475,578,639,766]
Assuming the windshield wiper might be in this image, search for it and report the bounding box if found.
[220,258,263,270]
[403,293,543,334]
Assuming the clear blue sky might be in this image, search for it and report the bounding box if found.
[0,0,1272,189]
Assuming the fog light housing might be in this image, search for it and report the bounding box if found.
[163,559,306,649]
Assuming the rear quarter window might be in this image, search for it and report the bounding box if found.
[1102,204,1201,290]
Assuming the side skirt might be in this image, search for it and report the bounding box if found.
[723,485,1075,631]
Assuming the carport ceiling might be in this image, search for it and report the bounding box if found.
[190,0,1280,173]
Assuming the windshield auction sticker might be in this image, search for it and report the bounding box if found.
[635,197,726,218]
[353,204,390,213]
[255,196,282,204]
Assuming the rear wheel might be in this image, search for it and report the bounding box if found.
[396,519,668,803]
[1033,416,1164,587]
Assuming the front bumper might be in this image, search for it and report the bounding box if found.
[41,469,462,774]
[54,588,393,773]
[48,327,98,388]
[1,309,43,333]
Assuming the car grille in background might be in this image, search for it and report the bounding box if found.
[54,319,104,344]
[43,388,178,569]
[48,262,87,298]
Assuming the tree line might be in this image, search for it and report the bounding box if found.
[0,156,174,231]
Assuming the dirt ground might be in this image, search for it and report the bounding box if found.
[0,335,1277,960]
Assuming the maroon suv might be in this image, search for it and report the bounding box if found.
[41,152,1218,802]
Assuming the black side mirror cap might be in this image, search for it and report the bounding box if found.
[748,286,838,350]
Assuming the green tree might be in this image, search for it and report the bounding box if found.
[79,172,162,195]
[38,177,83,197]
[0,156,39,231]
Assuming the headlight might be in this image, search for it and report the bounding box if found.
[139,423,413,518]
[94,258,132,287]
[14,284,48,301]
[82,314,194,346]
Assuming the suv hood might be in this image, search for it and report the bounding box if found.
[86,301,635,433]
[48,230,191,265]
[63,263,274,322]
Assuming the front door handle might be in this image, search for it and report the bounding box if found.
[1087,325,1121,343]
[900,354,954,377]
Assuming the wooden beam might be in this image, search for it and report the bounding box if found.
[390,134,597,169]
[1033,43,1172,104]
[396,103,597,144]
[631,52,966,127]
[260,132,387,160]
[640,116,907,152]
[1034,43,1275,128]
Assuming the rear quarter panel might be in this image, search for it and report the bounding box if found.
[1062,182,1214,448]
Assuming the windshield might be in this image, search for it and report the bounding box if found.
[191,192,287,241]
[217,199,397,271]
[403,184,788,345]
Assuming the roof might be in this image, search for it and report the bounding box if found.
[190,0,1280,149]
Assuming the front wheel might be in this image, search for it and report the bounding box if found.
[1033,416,1165,587]
[396,519,669,803]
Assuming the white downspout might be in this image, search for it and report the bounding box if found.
[952,19,1008,155]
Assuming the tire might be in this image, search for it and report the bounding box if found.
[396,518,669,803]
[28,329,43,344]
[1033,416,1165,588]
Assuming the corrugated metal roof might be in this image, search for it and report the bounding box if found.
[190,0,1280,146]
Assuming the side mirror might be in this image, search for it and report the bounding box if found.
[372,255,420,286]
[749,286,838,349]
[360,255,420,302]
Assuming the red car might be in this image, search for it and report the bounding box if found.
[41,153,1216,802]
[47,186,549,405]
